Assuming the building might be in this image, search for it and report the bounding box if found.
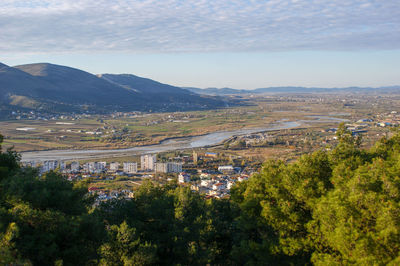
[178,172,191,183]
[82,162,105,173]
[155,163,167,173]
[218,165,235,174]
[82,163,89,173]
[238,175,249,182]
[191,184,200,191]
[88,162,96,173]
[205,152,218,158]
[168,162,182,173]
[141,154,156,171]
[70,161,80,172]
[193,151,198,164]
[212,182,226,191]
[41,160,59,172]
[201,179,212,187]
[24,161,37,168]
[109,162,120,172]
[59,161,66,171]
[123,162,138,174]
[97,162,107,171]
[155,162,183,173]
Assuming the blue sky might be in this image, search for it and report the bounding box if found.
[1,0,400,89]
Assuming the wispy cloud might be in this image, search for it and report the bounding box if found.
[1,0,399,53]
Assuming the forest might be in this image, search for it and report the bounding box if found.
[1,124,399,265]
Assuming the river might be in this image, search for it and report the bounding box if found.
[21,116,348,162]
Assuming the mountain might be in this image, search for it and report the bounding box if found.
[186,86,400,95]
[0,62,57,102]
[99,74,223,109]
[0,62,227,116]
[183,87,248,95]
[100,74,189,94]
[253,86,400,94]
[14,63,143,110]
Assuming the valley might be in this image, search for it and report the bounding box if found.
[2,93,399,163]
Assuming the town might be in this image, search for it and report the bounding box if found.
[23,151,252,203]
[19,105,400,204]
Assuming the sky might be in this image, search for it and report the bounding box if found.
[1,0,400,89]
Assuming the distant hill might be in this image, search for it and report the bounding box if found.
[0,63,57,102]
[183,87,248,95]
[13,63,143,111]
[185,86,400,95]
[0,62,227,116]
[99,74,223,110]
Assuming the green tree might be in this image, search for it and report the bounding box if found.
[231,128,400,265]
[99,221,156,266]
[0,135,106,265]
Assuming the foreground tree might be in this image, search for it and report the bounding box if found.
[97,181,236,265]
[1,127,400,265]
[0,134,105,265]
[231,126,400,264]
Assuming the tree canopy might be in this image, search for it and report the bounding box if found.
[1,127,400,265]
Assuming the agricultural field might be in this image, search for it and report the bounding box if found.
[1,93,398,154]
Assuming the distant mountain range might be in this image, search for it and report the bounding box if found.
[0,62,228,116]
[184,86,400,95]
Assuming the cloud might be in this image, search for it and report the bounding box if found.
[1,0,399,53]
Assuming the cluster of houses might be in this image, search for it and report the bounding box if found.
[186,168,249,198]
[9,110,98,121]
[23,149,258,202]
[376,111,400,127]
[320,113,399,138]
[88,188,135,204]
[350,111,400,129]
[25,154,182,175]
[86,165,246,204]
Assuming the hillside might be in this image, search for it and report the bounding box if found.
[14,63,143,107]
[183,87,248,95]
[0,63,57,102]
[100,74,226,110]
[0,62,227,116]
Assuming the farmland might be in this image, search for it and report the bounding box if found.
[1,93,399,158]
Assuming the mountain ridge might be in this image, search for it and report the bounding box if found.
[185,85,400,95]
[0,62,228,117]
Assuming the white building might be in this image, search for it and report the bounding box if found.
[97,162,107,171]
[212,182,226,191]
[88,162,96,173]
[200,173,210,179]
[201,180,213,187]
[168,162,182,173]
[155,162,182,173]
[178,173,190,183]
[59,161,66,171]
[82,163,89,173]
[41,160,58,172]
[109,162,120,172]
[155,163,168,173]
[238,175,249,182]
[123,162,138,174]
[83,162,105,173]
[141,154,156,171]
[227,181,235,190]
[70,161,80,172]
[218,165,234,173]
